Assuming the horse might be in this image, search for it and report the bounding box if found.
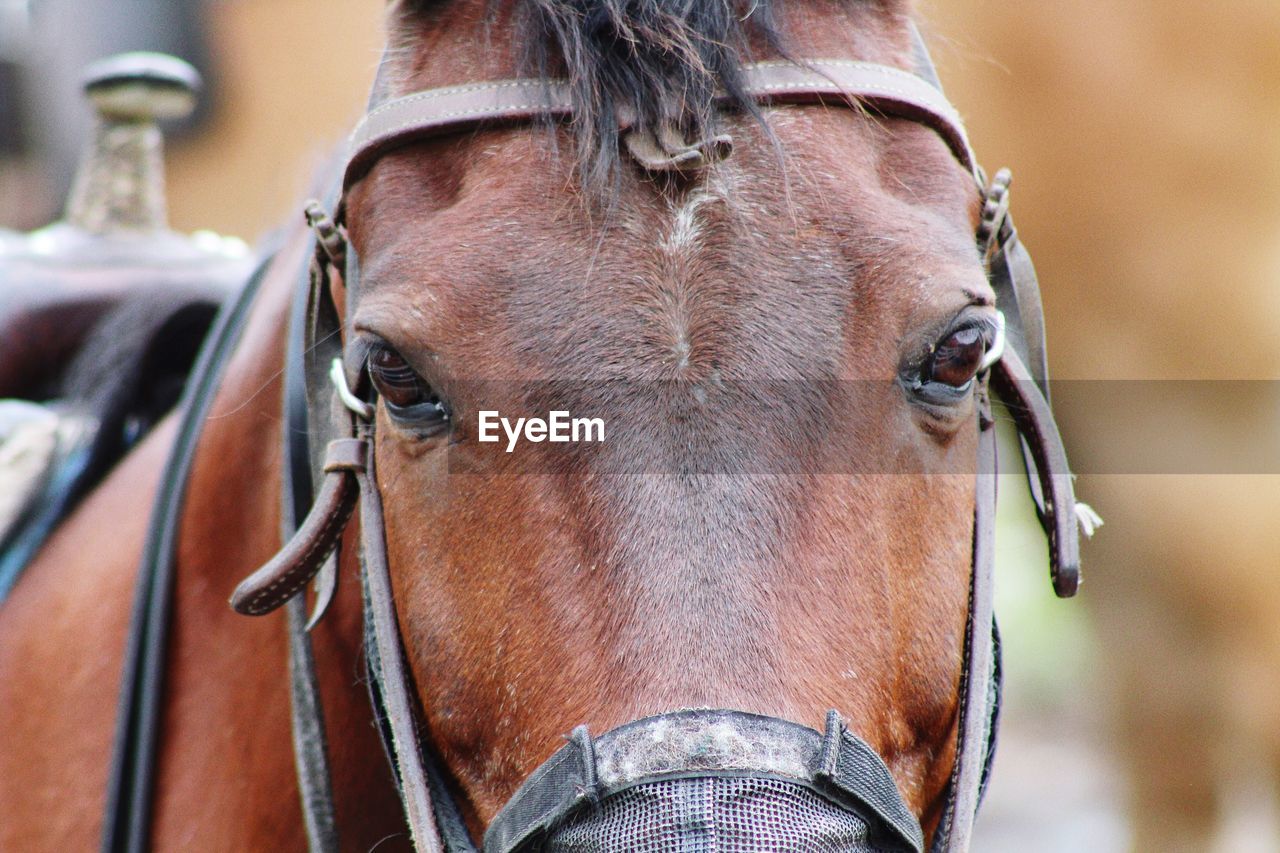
[0,0,1086,849]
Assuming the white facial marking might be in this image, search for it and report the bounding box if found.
[656,181,728,370]
[659,190,717,258]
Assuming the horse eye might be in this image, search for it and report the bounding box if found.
[926,326,986,389]
[367,346,447,420]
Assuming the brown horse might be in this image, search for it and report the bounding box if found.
[0,0,1078,849]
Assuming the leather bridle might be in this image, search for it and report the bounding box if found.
[102,21,1090,853]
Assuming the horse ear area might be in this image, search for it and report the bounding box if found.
[229,438,366,616]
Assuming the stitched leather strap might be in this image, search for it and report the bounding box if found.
[344,59,977,190]
[229,439,364,616]
[353,429,449,853]
[736,60,976,174]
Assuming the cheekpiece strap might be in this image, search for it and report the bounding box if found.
[991,349,1083,597]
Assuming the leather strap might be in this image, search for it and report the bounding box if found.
[935,396,999,852]
[231,224,469,850]
[344,59,977,190]
[980,168,1067,547]
[991,349,1081,597]
[303,203,350,630]
[352,427,449,853]
[230,440,362,616]
[283,595,339,852]
[988,211,1049,397]
[736,61,976,176]
[102,250,275,853]
[280,238,339,853]
[902,33,1004,852]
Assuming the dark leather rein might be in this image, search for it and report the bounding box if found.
[103,27,1089,853]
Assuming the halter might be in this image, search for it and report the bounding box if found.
[103,21,1092,853]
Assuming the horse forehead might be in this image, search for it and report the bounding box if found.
[352,117,979,374]
[456,181,859,375]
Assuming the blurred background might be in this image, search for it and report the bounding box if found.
[927,3,1280,850]
[3,1,1279,849]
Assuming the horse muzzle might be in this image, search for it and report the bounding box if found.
[484,709,924,853]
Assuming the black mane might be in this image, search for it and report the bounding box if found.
[396,0,789,186]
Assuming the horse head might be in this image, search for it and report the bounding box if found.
[232,0,1084,849]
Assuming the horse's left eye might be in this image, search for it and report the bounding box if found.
[367,345,450,427]
[926,326,987,389]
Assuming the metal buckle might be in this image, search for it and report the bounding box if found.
[304,200,347,268]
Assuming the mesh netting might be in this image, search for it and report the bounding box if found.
[545,775,878,852]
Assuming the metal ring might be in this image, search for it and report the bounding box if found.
[330,358,374,420]
[979,311,1006,372]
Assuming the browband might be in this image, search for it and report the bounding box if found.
[344,59,978,190]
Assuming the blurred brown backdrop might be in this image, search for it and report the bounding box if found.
[926,3,1280,850]
[162,2,384,240]
[5,1,1279,849]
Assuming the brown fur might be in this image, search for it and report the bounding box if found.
[348,0,990,836]
[0,0,1000,847]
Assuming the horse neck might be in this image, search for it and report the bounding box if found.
[150,221,405,847]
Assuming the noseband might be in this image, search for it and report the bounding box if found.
[104,22,1092,853]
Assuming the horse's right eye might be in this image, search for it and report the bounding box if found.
[367,345,450,429]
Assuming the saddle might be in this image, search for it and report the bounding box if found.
[0,281,234,600]
[0,51,253,601]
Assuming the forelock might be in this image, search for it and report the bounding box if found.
[389,0,797,188]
